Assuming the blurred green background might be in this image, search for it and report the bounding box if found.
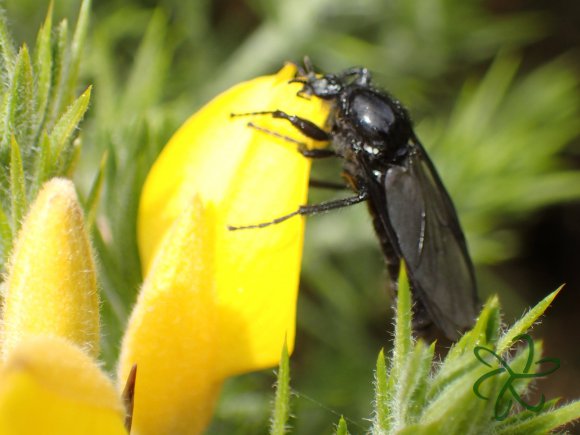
[3,0,579,433]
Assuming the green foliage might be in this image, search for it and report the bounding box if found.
[0,0,91,273]
[259,270,580,434]
[371,270,579,434]
[335,416,349,435]
[270,342,291,435]
[426,54,580,264]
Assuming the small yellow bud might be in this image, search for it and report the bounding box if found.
[0,336,126,434]
[1,178,100,359]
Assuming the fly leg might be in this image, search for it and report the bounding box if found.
[230,110,337,159]
[232,110,347,183]
[228,109,352,231]
[228,190,368,230]
[309,179,348,190]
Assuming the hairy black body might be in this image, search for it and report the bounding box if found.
[231,61,479,340]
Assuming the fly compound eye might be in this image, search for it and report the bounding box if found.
[307,75,343,99]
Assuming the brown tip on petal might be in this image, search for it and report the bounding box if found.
[122,364,137,433]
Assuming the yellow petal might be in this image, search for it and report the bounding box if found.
[0,335,126,435]
[1,178,100,360]
[139,64,330,377]
[119,197,220,435]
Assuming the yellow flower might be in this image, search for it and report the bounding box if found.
[137,63,329,377]
[120,63,330,433]
[0,178,126,434]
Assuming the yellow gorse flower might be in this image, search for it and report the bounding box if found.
[0,64,330,435]
[136,63,329,379]
[122,63,330,433]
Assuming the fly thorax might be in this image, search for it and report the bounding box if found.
[343,87,413,160]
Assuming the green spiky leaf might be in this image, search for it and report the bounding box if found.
[270,340,291,435]
[369,269,580,434]
[9,136,25,231]
[336,416,349,435]
[0,0,91,271]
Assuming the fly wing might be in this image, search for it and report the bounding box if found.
[383,140,478,339]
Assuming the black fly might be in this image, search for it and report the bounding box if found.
[230,60,479,340]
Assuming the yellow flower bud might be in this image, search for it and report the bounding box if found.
[118,197,220,435]
[1,178,100,359]
[0,336,126,434]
